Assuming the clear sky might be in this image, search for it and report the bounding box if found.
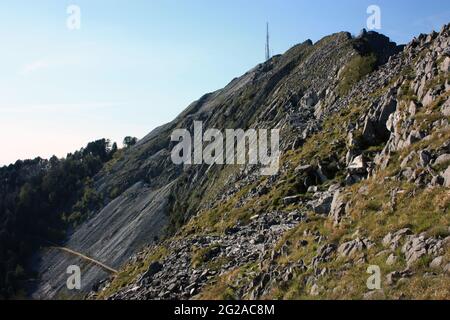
[1,0,449,166]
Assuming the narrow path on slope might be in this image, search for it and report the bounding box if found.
[50,246,118,274]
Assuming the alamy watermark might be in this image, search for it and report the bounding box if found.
[366,265,381,290]
[66,265,81,290]
[171,121,280,176]
[367,5,381,30]
[67,5,81,30]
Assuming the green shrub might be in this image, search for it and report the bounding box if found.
[337,54,377,96]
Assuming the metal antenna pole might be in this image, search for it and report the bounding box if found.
[266,22,270,61]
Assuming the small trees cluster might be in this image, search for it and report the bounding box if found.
[123,136,138,148]
[0,139,116,299]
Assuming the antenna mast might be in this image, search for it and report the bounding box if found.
[265,22,271,61]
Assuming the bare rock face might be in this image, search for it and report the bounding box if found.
[32,182,172,299]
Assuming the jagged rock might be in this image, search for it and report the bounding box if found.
[382,228,412,250]
[401,167,415,181]
[418,150,431,167]
[429,256,443,269]
[386,268,413,285]
[302,90,319,107]
[338,238,373,257]
[441,56,450,72]
[433,154,450,166]
[422,90,435,107]
[402,235,443,266]
[443,166,450,187]
[441,99,450,116]
[288,210,306,222]
[431,175,445,186]
[401,151,417,169]
[307,191,334,215]
[252,233,265,245]
[386,254,397,266]
[347,155,366,174]
[312,244,336,267]
[377,98,398,138]
[295,164,313,173]
[329,190,346,226]
[408,100,418,116]
[283,195,302,205]
[328,183,341,193]
[444,263,450,275]
[225,226,240,235]
[405,130,424,148]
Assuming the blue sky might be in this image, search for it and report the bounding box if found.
[0,0,449,165]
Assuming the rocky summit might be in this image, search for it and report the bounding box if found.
[34,24,449,300]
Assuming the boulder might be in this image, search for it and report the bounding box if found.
[338,238,373,257]
[441,98,450,116]
[440,56,450,72]
[382,228,412,250]
[347,155,366,174]
[329,191,346,226]
[418,150,431,167]
[434,154,450,166]
[445,263,450,275]
[283,195,303,205]
[303,90,319,107]
[386,254,397,266]
[307,192,334,215]
[408,100,418,116]
[443,166,450,187]
[429,256,443,269]
[401,151,417,169]
[402,235,443,266]
[386,269,413,285]
[404,130,424,148]
[295,164,313,173]
[377,98,397,138]
[422,89,434,107]
[311,244,336,267]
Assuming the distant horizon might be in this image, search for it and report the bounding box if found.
[1,0,449,166]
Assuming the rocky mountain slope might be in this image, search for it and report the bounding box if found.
[34,24,450,300]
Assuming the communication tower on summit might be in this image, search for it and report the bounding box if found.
[266,22,271,61]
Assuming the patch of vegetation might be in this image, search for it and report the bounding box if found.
[398,81,418,103]
[197,263,260,300]
[195,268,241,300]
[337,54,377,96]
[191,244,221,269]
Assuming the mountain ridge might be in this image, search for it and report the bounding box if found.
[30,25,450,300]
